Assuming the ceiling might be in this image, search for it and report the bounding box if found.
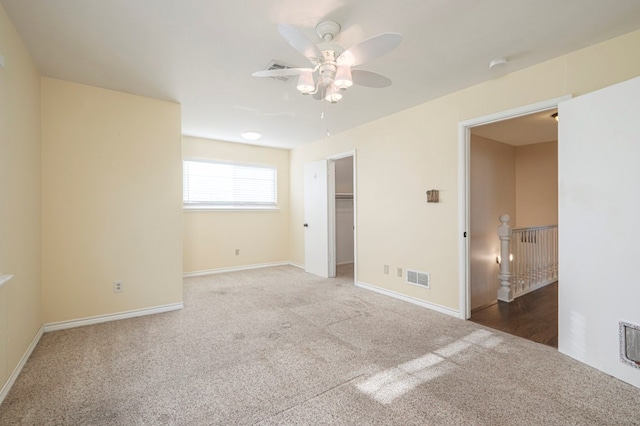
[471,108,558,146]
[3,1,640,149]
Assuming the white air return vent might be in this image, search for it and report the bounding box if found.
[406,270,430,289]
[264,61,293,82]
[620,321,640,370]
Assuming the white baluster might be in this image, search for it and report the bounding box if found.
[497,214,513,302]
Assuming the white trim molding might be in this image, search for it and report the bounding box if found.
[43,303,184,332]
[289,262,305,270]
[0,326,43,406]
[183,261,292,278]
[457,95,572,320]
[356,281,460,318]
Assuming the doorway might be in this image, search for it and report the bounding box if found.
[303,151,357,283]
[332,155,355,280]
[458,96,568,346]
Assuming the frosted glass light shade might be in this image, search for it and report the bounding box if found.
[296,71,315,94]
[325,84,342,103]
[334,65,353,89]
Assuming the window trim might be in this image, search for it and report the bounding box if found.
[182,158,278,211]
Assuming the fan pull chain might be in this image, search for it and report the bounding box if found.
[321,97,331,138]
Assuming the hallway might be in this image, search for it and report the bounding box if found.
[470,282,558,348]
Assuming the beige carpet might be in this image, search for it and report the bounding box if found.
[1,265,639,425]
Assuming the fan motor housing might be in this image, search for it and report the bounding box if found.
[319,50,338,83]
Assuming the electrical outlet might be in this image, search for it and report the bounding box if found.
[397,268,403,277]
[113,280,123,293]
[235,249,240,256]
[383,264,389,275]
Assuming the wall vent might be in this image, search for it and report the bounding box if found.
[620,321,640,370]
[264,61,294,82]
[406,270,430,289]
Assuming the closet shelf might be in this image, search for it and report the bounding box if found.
[335,193,353,200]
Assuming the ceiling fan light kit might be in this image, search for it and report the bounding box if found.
[253,21,402,104]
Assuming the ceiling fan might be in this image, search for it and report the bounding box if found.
[252,21,402,103]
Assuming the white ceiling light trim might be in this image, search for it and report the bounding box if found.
[241,131,262,141]
[489,57,508,69]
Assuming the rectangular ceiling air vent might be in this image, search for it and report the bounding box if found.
[407,270,430,289]
[265,61,293,82]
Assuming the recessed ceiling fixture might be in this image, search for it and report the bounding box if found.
[252,21,402,103]
[241,131,262,141]
[489,57,508,69]
[551,112,559,121]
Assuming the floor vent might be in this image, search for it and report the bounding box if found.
[406,270,430,288]
[264,61,293,82]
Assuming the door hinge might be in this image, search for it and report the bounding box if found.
[464,232,467,237]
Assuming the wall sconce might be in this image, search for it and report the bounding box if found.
[426,189,439,203]
[496,254,514,264]
[551,112,559,121]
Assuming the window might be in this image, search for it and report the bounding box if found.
[183,159,277,209]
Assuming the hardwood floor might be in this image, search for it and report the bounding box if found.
[470,282,558,348]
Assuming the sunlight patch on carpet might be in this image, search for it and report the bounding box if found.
[356,330,502,404]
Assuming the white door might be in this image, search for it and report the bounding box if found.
[304,160,335,278]
[558,76,640,388]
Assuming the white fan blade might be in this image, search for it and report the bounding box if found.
[338,33,402,67]
[278,24,323,62]
[351,70,392,88]
[252,67,312,77]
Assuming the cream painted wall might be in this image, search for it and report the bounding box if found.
[515,141,558,227]
[334,157,354,193]
[41,78,183,324]
[469,135,515,310]
[182,136,290,273]
[289,30,640,313]
[0,4,42,392]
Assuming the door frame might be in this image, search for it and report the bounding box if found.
[457,96,570,319]
[327,150,357,284]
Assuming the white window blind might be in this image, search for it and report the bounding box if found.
[183,160,277,207]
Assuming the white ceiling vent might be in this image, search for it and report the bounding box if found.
[406,270,430,289]
[264,61,293,82]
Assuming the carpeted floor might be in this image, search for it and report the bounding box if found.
[1,265,639,425]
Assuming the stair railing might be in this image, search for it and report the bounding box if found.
[497,215,558,302]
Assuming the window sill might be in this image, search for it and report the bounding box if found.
[183,205,280,212]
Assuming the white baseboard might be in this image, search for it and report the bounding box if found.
[43,302,184,332]
[356,281,460,318]
[289,262,304,270]
[183,261,292,277]
[0,325,43,406]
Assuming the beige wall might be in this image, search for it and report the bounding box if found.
[469,135,515,310]
[289,30,640,313]
[182,136,290,273]
[41,78,183,324]
[0,4,42,391]
[468,137,556,310]
[515,141,558,227]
